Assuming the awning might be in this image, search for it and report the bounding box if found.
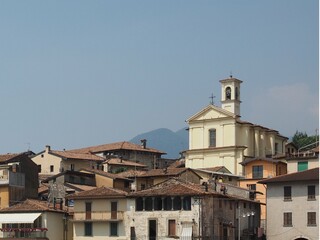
[0,213,41,224]
[180,223,192,240]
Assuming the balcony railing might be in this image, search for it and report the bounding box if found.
[72,211,124,222]
[0,228,48,239]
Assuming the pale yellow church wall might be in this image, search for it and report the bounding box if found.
[189,119,236,150]
[32,152,62,174]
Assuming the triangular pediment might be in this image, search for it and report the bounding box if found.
[186,104,236,122]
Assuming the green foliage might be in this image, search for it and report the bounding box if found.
[292,130,318,151]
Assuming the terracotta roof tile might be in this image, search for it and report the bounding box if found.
[69,141,165,154]
[258,168,319,184]
[129,178,206,197]
[0,199,65,213]
[116,169,148,178]
[80,168,132,181]
[168,159,185,168]
[105,158,147,168]
[138,168,189,178]
[66,186,128,200]
[51,150,104,161]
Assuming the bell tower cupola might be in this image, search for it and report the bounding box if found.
[219,75,243,116]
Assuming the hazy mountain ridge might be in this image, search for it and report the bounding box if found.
[130,128,188,159]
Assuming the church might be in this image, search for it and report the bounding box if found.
[184,76,288,176]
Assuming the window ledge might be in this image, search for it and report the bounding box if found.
[307,224,317,227]
[283,225,293,227]
[168,236,179,239]
[283,199,292,202]
[307,198,316,201]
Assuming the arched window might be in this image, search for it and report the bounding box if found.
[225,87,231,100]
[209,129,216,147]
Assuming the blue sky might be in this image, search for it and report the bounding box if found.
[0,0,318,153]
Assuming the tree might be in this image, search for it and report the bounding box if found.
[292,130,318,151]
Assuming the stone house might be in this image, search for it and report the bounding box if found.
[67,178,261,240]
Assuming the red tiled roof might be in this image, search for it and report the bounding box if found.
[0,199,65,213]
[50,150,104,161]
[66,186,128,200]
[105,158,147,168]
[258,168,319,184]
[0,152,28,163]
[80,168,132,181]
[116,169,148,178]
[138,168,189,178]
[168,159,185,168]
[69,141,165,154]
[129,178,207,197]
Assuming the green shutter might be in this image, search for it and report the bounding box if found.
[298,161,308,172]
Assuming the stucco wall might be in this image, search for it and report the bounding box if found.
[266,181,319,240]
[32,152,62,174]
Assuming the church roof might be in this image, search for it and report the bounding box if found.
[186,104,237,123]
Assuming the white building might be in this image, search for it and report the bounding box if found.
[259,168,319,240]
[184,76,288,175]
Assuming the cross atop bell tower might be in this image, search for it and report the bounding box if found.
[219,75,243,116]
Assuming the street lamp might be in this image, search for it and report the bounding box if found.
[238,206,255,240]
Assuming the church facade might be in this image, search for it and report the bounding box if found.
[184,76,288,176]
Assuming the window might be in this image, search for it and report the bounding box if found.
[284,186,292,201]
[50,165,54,173]
[209,129,216,147]
[308,185,316,200]
[70,164,75,171]
[37,165,41,173]
[168,220,176,236]
[252,166,263,178]
[248,184,256,191]
[110,222,118,236]
[307,212,316,226]
[298,161,308,172]
[84,222,92,236]
[283,212,292,227]
[85,202,92,220]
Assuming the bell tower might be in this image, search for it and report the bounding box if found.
[219,75,242,116]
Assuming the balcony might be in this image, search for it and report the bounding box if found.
[0,228,48,239]
[72,211,124,222]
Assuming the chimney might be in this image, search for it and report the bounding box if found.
[140,139,147,149]
[45,145,51,153]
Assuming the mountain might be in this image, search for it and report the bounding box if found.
[129,128,189,159]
